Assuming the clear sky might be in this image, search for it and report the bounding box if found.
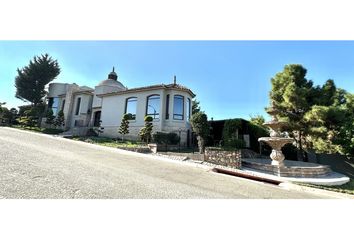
[1,41,353,120]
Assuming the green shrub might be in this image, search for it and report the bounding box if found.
[222,119,245,149]
[224,138,246,149]
[139,115,153,143]
[153,132,180,145]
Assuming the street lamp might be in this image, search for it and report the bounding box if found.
[148,104,158,119]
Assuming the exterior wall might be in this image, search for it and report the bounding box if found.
[47,83,70,98]
[70,94,93,128]
[100,89,164,139]
[44,79,194,143]
[162,90,193,146]
[100,88,193,144]
[92,85,123,108]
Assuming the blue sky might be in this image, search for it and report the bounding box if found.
[1,41,354,120]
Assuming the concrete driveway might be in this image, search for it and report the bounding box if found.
[0,127,332,199]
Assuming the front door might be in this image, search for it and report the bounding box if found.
[93,111,101,127]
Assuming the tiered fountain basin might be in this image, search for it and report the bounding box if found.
[242,158,332,178]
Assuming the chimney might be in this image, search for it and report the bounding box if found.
[173,75,176,85]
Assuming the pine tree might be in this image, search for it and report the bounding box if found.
[45,109,55,125]
[118,114,130,141]
[139,116,153,143]
[269,64,314,160]
[15,54,60,106]
[54,110,65,128]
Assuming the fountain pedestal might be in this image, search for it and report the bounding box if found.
[258,103,294,167]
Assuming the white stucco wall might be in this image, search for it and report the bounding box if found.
[70,94,93,128]
[99,88,193,145]
[47,83,69,98]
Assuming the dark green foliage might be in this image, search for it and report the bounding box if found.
[269,64,354,156]
[17,107,39,127]
[139,115,153,143]
[118,114,130,141]
[249,114,265,126]
[18,105,33,116]
[221,119,244,149]
[247,122,269,153]
[53,110,65,128]
[153,132,180,145]
[45,109,55,125]
[192,99,201,115]
[41,128,64,134]
[190,112,210,153]
[15,53,60,106]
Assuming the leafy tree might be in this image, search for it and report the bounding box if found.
[192,99,201,115]
[305,91,354,155]
[45,109,55,125]
[190,111,210,153]
[118,113,130,141]
[269,64,354,157]
[53,110,65,128]
[139,115,153,143]
[304,105,347,153]
[15,54,61,106]
[269,64,315,160]
[249,114,265,126]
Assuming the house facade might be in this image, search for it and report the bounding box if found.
[43,68,195,146]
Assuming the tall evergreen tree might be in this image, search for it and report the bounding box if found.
[269,64,315,160]
[118,114,130,141]
[15,53,60,106]
[192,99,201,115]
[53,110,65,128]
[45,109,55,125]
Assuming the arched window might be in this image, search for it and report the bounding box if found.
[125,97,137,120]
[146,95,160,119]
[186,98,191,121]
[173,95,184,120]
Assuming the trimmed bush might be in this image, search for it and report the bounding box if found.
[153,132,180,145]
[139,115,153,143]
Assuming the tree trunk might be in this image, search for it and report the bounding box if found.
[297,131,304,161]
[197,136,205,154]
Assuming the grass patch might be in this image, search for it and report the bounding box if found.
[72,136,147,148]
[300,178,354,195]
[11,125,64,135]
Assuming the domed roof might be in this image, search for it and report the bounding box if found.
[98,79,125,89]
[97,67,126,90]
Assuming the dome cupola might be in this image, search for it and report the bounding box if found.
[108,67,118,81]
[97,67,127,91]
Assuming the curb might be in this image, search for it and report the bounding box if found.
[279,182,354,199]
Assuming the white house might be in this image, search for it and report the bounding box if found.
[43,68,195,146]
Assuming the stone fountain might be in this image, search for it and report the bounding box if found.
[241,105,350,186]
[258,103,293,167]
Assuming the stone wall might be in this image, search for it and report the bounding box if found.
[204,147,241,169]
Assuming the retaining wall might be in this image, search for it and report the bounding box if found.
[204,147,242,169]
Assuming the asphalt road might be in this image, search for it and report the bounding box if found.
[0,127,330,199]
